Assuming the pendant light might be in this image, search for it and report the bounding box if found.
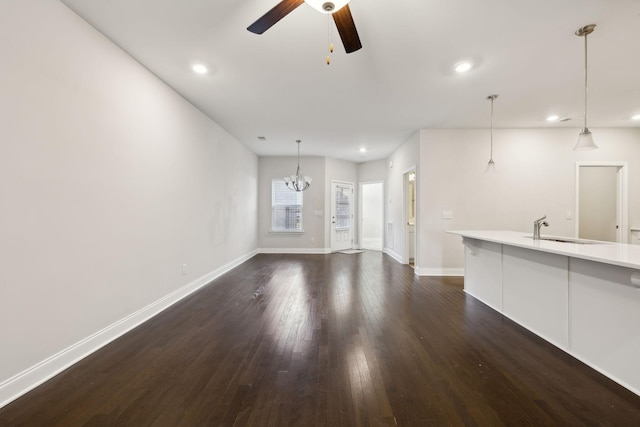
[487,94,498,168]
[284,140,312,191]
[574,24,598,151]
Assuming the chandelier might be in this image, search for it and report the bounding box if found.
[284,140,312,191]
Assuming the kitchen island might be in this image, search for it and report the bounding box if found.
[449,230,640,396]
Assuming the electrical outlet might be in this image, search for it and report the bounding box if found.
[182,264,187,275]
[566,211,573,220]
[441,210,453,219]
[311,237,315,244]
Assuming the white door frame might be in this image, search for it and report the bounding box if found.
[575,162,628,243]
[403,166,417,265]
[359,180,384,251]
[330,180,354,252]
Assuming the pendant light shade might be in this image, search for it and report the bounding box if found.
[575,128,597,150]
[284,140,312,191]
[574,24,598,151]
[487,94,498,169]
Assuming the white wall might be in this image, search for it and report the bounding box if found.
[258,156,326,251]
[418,128,640,273]
[0,1,257,406]
[258,156,364,252]
[385,133,419,263]
[357,159,387,183]
[258,157,385,252]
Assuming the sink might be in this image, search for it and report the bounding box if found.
[539,237,593,244]
[524,236,600,245]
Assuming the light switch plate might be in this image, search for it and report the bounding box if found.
[441,211,453,219]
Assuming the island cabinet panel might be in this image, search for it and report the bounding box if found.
[450,230,640,396]
[569,258,640,394]
[462,238,503,311]
[502,245,569,350]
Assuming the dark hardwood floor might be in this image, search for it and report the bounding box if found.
[2,252,639,426]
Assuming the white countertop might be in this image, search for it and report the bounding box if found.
[448,230,640,270]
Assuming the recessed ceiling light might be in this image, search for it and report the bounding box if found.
[546,115,560,122]
[192,64,208,74]
[454,61,472,73]
[631,114,640,121]
[359,147,366,153]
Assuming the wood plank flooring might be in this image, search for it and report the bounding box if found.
[1,251,639,426]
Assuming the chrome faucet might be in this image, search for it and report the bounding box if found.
[533,215,549,239]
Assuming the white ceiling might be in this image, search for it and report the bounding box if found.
[61,0,640,162]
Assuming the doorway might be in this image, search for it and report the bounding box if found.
[575,162,628,243]
[331,181,354,252]
[360,181,383,251]
[403,169,416,266]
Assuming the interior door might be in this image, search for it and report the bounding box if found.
[331,181,354,252]
[578,166,618,242]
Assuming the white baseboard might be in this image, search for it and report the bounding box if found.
[361,238,382,251]
[566,350,640,398]
[383,248,403,264]
[0,249,258,410]
[415,267,464,277]
[258,248,331,254]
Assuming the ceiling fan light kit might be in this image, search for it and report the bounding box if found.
[247,0,362,54]
[305,0,349,14]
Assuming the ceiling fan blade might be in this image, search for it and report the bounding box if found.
[332,4,362,53]
[247,0,305,34]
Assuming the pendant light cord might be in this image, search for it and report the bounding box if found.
[583,31,588,129]
[487,94,498,164]
[490,97,494,160]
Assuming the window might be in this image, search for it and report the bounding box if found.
[272,179,303,232]
[335,185,351,230]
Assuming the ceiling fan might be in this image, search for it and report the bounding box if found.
[247,0,362,53]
